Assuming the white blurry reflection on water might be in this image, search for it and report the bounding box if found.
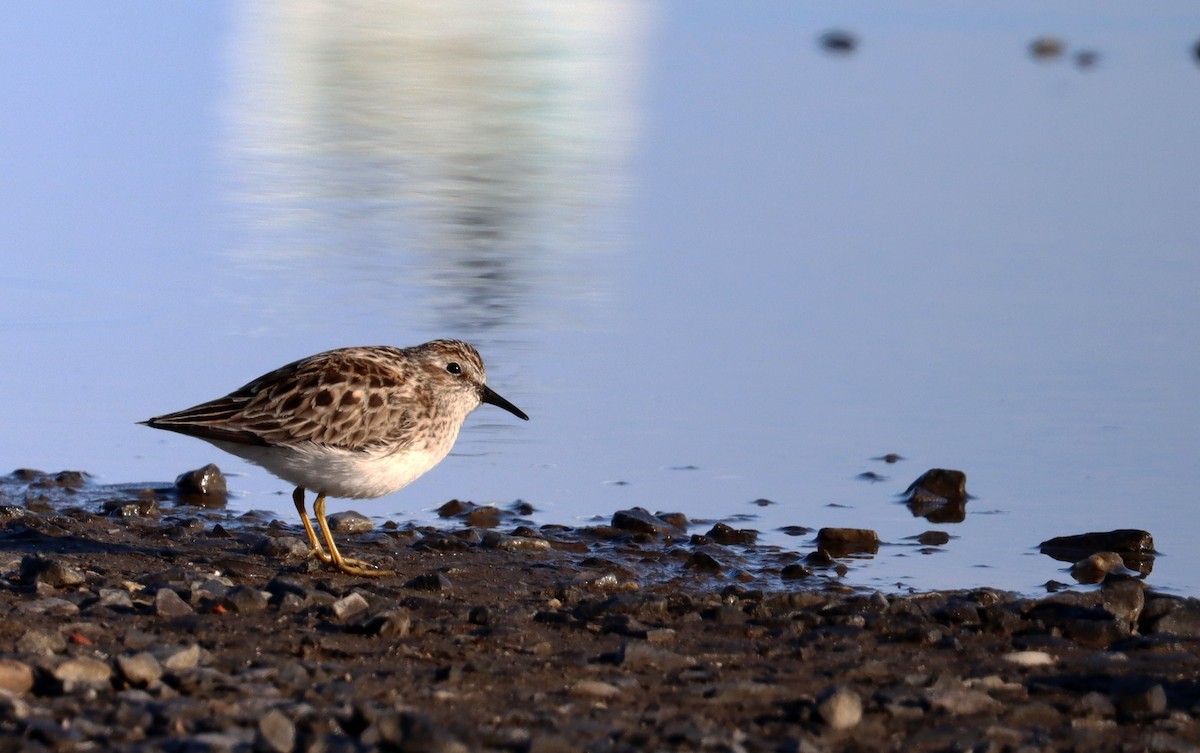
[2,3,1199,596]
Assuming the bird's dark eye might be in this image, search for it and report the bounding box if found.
[446,362,462,375]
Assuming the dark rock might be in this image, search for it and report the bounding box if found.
[464,506,502,529]
[818,29,858,55]
[1100,577,1144,630]
[705,523,757,546]
[154,588,195,618]
[327,511,374,534]
[1116,683,1167,717]
[1149,603,1200,638]
[781,564,812,581]
[1030,36,1066,60]
[816,528,880,557]
[684,551,722,573]
[224,585,270,614]
[873,453,904,464]
[611,508,682,536]
[914,531,950,546]
[902,469,968,522]
[406,572,452,592]
[19,555,86,588]
[174,463,226,495]
[436,499,472,517]
[1040,530,1155,576]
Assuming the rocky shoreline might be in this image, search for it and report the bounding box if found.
[0,468,1198,752]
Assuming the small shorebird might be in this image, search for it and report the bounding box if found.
[142,340,528,576]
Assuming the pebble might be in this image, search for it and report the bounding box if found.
[611,508,682,536]
[328,510,374,534]
[155,587,195,618]
[17,628,66,655]
[0,659,34,694]
[1002,650,1055,667]
[117,652,164,686]
[256,708,296,753]
[159,643,202,672]
[53,656,113,689]
[331,592,370,621]
[570,680,622,699]
[816,687,863,730]
[224,585,270,614]
[926,687,1003,716]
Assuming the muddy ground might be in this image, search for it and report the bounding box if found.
[0,469,1198,752]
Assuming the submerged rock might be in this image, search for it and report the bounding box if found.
[1040,529,1155,576]
[816,528,880,557]
[902,469,969,523]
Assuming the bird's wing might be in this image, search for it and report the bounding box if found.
[143,349,419,451]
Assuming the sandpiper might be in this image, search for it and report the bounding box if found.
[142,339,528,576]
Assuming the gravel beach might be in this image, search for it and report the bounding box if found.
[1,468,1198,752]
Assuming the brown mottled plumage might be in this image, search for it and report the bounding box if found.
[142,340,527,576]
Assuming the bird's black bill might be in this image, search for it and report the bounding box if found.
[481,385,529,421]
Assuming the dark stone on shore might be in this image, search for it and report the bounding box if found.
[611,507,683,536]
[902,469,969,523]
[174,463,228,507]
[19,555,86,588]
[705,523,757,546]
[464,506,502,529]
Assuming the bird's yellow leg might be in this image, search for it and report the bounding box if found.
[292,487,332,563]
[313,492,394,577]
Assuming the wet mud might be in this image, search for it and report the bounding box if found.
[0,468,1198,752]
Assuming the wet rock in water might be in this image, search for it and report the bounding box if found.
[912,531,950,546]
[816,528,880,557]
[509,499,535,515]
[327,510,374,534]
[611,507,683,537]
[436,499,473,517]
[103,491,161,518]
[464,506,502,529]
[19,555,86,588]
[1030,35,1066,60]
[705,523,757,546]
[1075,49,1100,69]
[778,525,812,537]
[818,29,858,55]
[174,463,227,505]
[902,469,968,523]
[781,564,812,581]
[1041,529,1155,576]
[1070,552,1128,584]
[873,453,904,464]
[817,687,862,730]
[657,511,689,529]
[684,551,723,573]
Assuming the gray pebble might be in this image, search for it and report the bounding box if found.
[16,628,66,655]
[256,708,296,753]
[155,587,195,618]
[117,652,163,686]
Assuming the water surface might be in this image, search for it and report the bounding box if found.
[3,2,1198,595]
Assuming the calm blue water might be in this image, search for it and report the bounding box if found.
[2,2,1198,595]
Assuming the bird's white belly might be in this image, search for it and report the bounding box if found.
[210,440,452,499]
